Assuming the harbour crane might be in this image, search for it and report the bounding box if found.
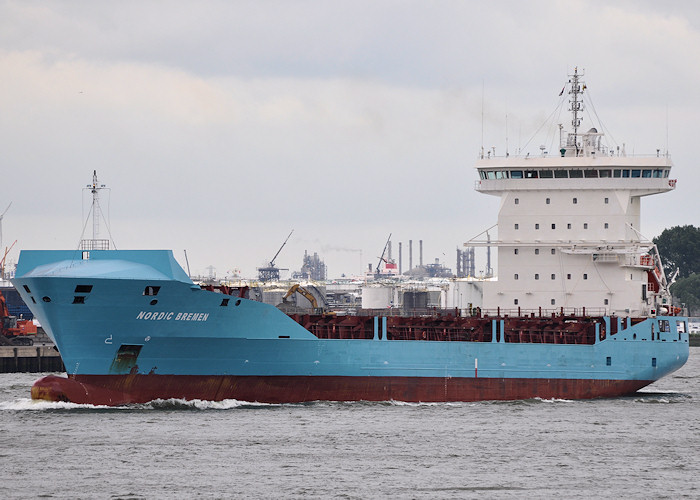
[257,230,294,281]
[373,233,393,277]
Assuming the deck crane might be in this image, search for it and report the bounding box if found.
[257,230,294,282]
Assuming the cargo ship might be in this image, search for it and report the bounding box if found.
[16,69,689,405]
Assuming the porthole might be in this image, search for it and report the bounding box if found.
[235,299,242,306]
[150,299,158,306]
[42,296,51,303]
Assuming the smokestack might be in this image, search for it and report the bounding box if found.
[399,242,403,275]
[409,240,413,271]
[456,248,462,277]
[419,240,423,267]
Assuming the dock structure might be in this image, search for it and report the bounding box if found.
[0,345,64,373]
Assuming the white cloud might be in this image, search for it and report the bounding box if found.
[1,1,699,278]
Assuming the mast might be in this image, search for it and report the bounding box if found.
[90,170,104,241]
[81,170,110,250]
[568,67,585,154]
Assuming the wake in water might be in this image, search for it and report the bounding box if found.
[0,397,273,412]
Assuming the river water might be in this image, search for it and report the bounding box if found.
[1,348,698,499]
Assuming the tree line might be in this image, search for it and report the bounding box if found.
[653,225,700,316]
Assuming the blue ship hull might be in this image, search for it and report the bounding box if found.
[13,250,690,405]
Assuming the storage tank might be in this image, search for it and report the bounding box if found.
[361,284,395,309]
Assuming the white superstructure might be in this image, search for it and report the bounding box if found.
[469,69,676,317]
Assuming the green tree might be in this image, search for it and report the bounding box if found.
[653,225,700,278]
[670,273,700,317]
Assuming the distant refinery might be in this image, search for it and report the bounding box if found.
[252,236,485,283]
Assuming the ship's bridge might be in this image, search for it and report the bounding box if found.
[475,155,675,197]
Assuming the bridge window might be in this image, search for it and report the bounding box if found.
[75,285,93,293]
[613,169,621,177]
[599,170,612,177]
[569,170,583,178]
[554,170,568,178]
[584,169,598,178]
[511,170,523,179]
[540,170,553,178]
[487,171,497,179]
[631,169,641,178]
[653,169,663,178]
[642,170,652,178]
[525,170,538,178]
[496,171,509,179]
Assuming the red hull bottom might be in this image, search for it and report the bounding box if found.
[31,374,653,406]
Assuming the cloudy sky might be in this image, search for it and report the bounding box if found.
[1,1,699,279]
